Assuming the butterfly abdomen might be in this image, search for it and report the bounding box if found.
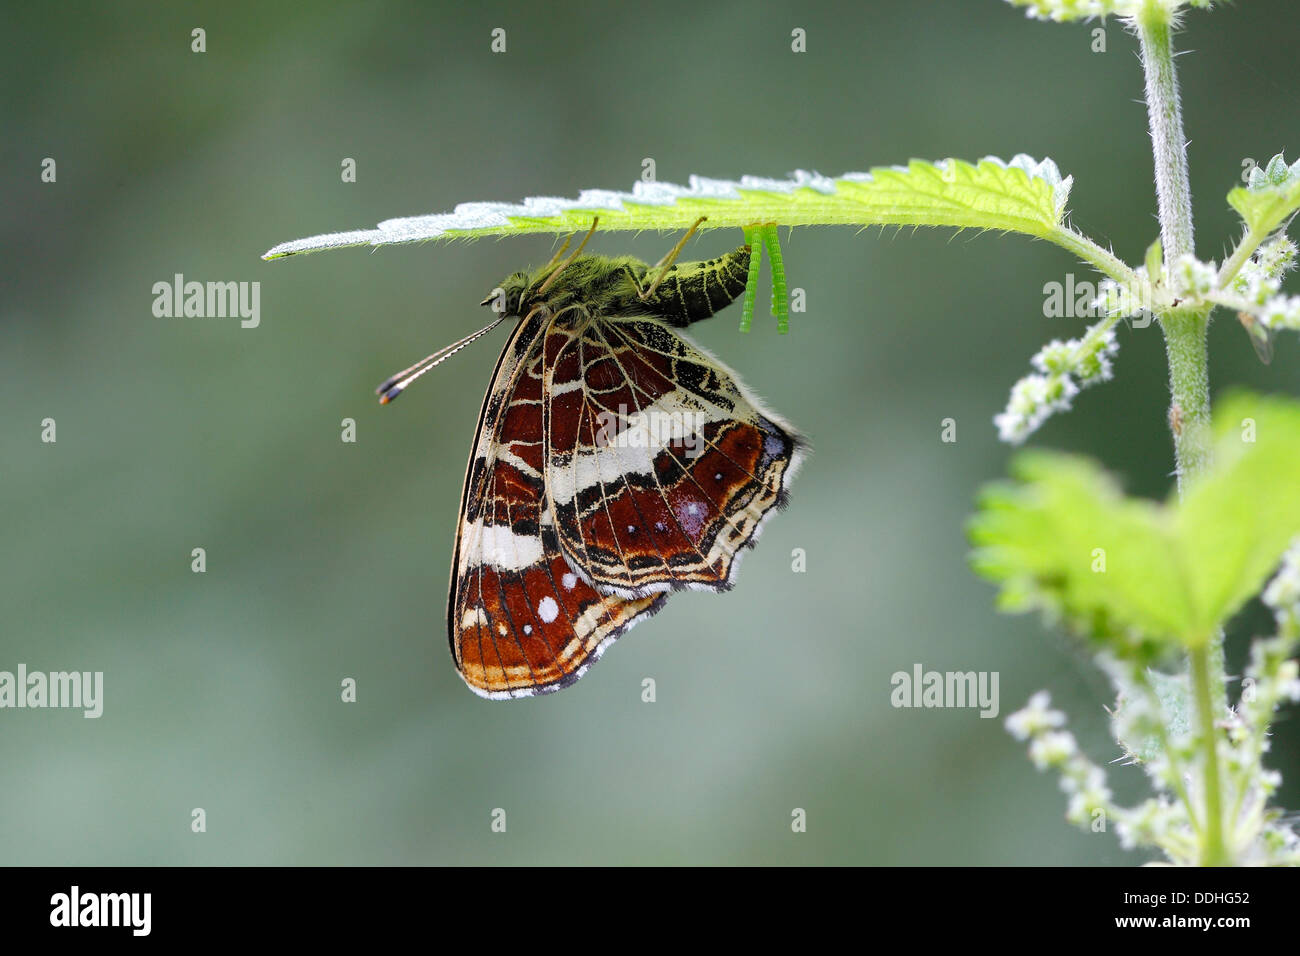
[639,244,751,327]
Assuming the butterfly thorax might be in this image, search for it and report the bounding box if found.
[491,245,752,329]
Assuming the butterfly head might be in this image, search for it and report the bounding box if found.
[480,271,533,317]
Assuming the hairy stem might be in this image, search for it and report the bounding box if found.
[1136,3,1229,858]
[1137,5,1195,265]
[1191,644,1227,865]
[1161,309,1213,482]
[1137,9,1211,491]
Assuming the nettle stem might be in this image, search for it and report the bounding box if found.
[1139,8,1195,266]
[1191,644,1227,865]
[1136,3,1229,864]
[1137,4,1211,489]
[1161,308,1213,481]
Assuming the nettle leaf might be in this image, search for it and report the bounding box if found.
[970,393,1300,648]
[261,155,1072,259]
[1005,0,1213,22]
[970,453,1189,651]
[1227,153,1300,235]
[1175,392,1300,641]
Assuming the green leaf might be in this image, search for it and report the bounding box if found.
[969,452,1190,651]
[1226,153,1300,235]
[261,155,1073,259]
[970,392,1300,648]
[1175,392,1300,641]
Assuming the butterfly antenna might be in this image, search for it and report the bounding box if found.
[536,217,599,296]
[641,215,707,300]
[376,315,509,404]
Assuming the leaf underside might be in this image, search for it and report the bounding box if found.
[261,155,1072,260]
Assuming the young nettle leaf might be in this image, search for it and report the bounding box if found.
[1232,153,1300,227]
[971,392,1300,649]
[1220,154,1300,284]
[1144,239,1163,283]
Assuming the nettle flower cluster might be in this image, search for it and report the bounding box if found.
[996,265,1152,444]
[994,329,1118,443]
[997,152,1300,445]
[1006,543,1300,865]
[1222,236,1300,333]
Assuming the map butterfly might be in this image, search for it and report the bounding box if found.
[378,222,805,698]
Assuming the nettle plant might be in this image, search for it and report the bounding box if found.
[265,0,1300,864]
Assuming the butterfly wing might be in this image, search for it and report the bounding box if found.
[448,310,665,698]
[542,315,804,599]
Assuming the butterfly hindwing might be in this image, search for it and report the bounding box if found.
[542,314,804,599]
[448,311,664,698]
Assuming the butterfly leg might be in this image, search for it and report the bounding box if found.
[530,233,575,290]
[535,217,600,296]
[639,216,707,301]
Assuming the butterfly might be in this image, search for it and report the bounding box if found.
[377,220,805,698]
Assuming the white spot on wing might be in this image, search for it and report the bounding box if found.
[460,606,489,629]
[538,596,559,623]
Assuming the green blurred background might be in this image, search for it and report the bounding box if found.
[3,0,1298,865]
